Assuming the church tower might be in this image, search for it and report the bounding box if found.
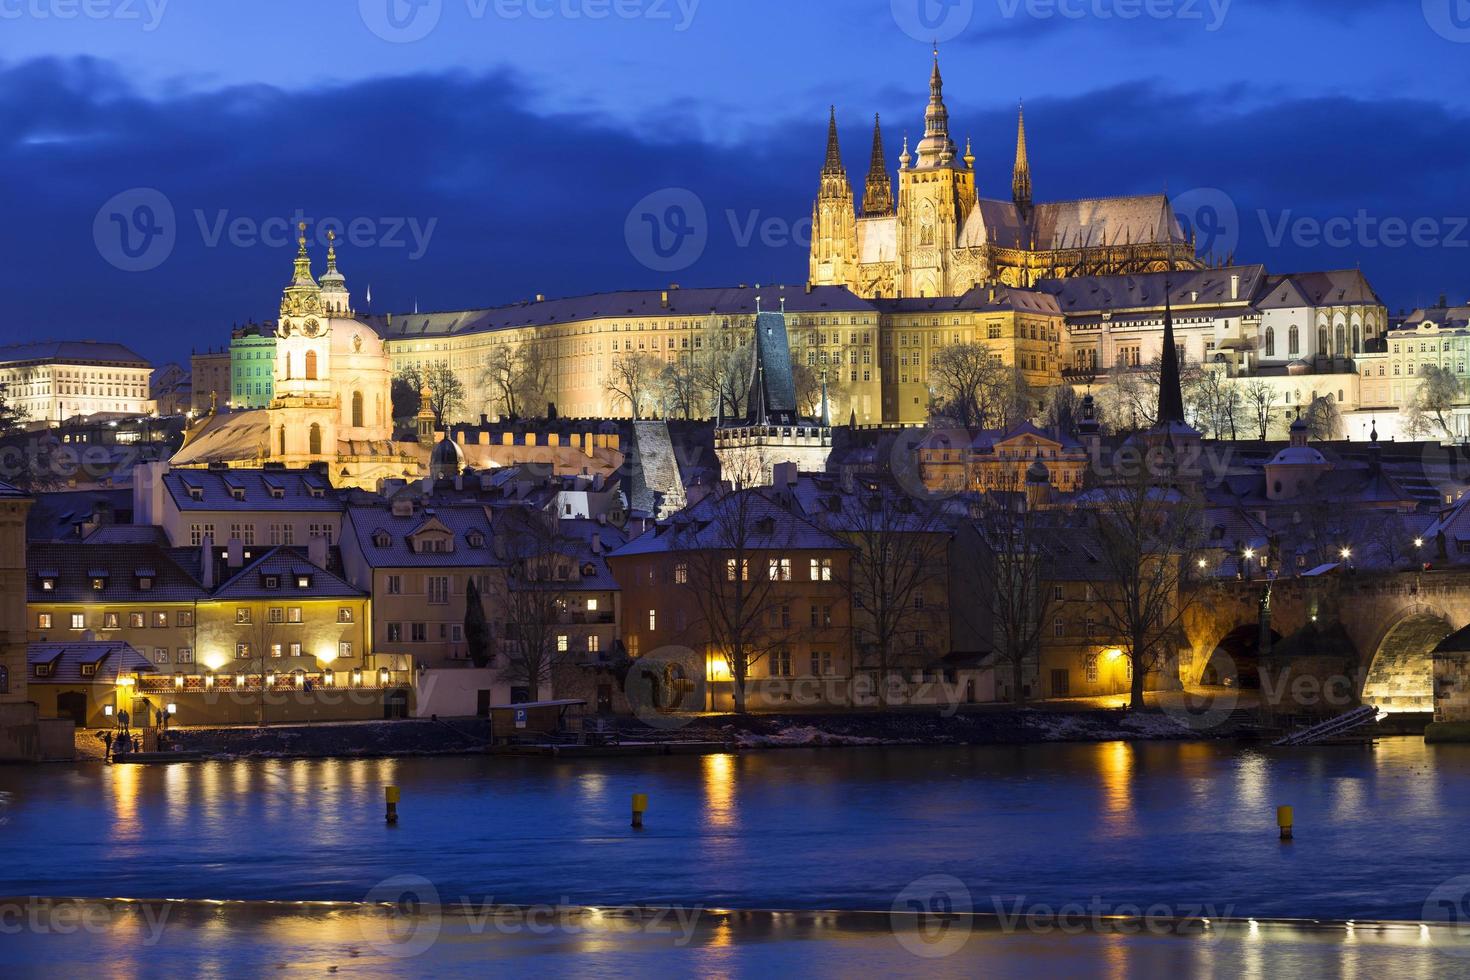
[1012,103,1033,224]
[862,114,893,216]
[896,50,978,297]
[318,229,352,316]
[270,223,337,463]
[808,108,859,289]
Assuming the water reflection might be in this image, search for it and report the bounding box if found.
[1,739,1466,926]
[1097,741,1135,837]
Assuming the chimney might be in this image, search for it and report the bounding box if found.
[308,534,329,570]
[1230,274,1240,300]
[591,533,602,555]
[772,461,799,488]
[227,537,244,569]
[200,534,216,590]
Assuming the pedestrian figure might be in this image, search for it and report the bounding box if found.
[101,730,113,763]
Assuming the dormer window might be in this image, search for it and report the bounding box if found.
[34,663,52,678]
[308,487,325,499]
[264,575,280,590]
[373,531,391,548]
[91,576,107,591]
[269,486,285,499]
[187,486,204,501]
[296,575,312,589]
[138,576,153,591]
[39,577,55,592]
[230,488,246,501]
[80,663,97,678]
[467,532,485,548]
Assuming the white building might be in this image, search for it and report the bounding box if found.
[0,341,154,425]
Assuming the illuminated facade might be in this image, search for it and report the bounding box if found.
[809,53,1199,300]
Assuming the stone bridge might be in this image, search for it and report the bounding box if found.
[1182,569,1470,714]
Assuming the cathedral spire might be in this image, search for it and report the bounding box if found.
[862,113,893,215]
[916,47,956,168]
[823,105,844,175]
[1157,279,1186,425]
[1012,101,1033,222]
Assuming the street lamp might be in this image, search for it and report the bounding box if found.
[1414,538,1424,548]
[1340,547,1352,561]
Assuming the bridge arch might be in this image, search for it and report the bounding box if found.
[1361,608,1456,714]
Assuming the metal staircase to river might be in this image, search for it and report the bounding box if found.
[1272,705,1382,746]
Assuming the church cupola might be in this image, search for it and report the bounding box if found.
[1012,102,1033,222]
[862,114,893,216]
[318,229,351,316]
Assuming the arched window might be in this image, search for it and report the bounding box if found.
[305,350,318,380]
[1335,325,1346,356]
[1264,327,1275,356]
[352,391,363,428]
[1288,325,1300,355]
[309,423,322,456]
[1318,327,1329,355]
[1353,325,1361,353]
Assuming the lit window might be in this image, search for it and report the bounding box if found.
[648,609,657,631]
[587,598,599,612]
[236,608,252,625]
[37,613,53,629]
[557,635,569,652]
[338,608,354,624]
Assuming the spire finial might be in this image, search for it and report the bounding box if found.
[822,106,844,174]
[1012,102,1033,221]
[297,221,308,256]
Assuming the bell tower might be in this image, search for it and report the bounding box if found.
[808,107,859,289]
[269,222,337,466]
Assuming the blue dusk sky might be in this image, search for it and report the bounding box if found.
[3,0,1470,363]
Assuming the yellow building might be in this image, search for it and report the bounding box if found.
[809,53,1199,300]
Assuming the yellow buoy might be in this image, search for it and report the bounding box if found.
[1277,805,1293,840]
[631,793,648,829]
[386,786,401,825]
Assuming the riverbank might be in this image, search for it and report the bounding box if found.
[68,703,1270,762]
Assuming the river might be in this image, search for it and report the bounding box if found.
[2,738,1468,976]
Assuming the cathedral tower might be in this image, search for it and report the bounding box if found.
[808,107,859,290]
[1012,103,1033,224]
[862,114,893,216]
[896,50,978,297]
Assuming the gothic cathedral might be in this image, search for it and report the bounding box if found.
[809,52,1203,299]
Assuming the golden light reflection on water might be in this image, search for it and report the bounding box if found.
[109,761,142,841]
[1097,741,1135,836]
[703,753,736,830]
[1235,752,1268,813]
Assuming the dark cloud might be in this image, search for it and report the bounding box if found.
[2,56,1467,365]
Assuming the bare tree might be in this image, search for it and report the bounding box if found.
[670,489,811,713]
[657,359,701,420]
[1188,370,1243,440]
[1241,378,1279,441]
[930,342,1011,428]
[606,352,664,419]
[693,344,753,420]
[1081,456,1204,709]
[966,476,1060,705]
[818,478,950,705]
[397,364,465,427]
[493,509,577,701]
[1404,364,1462,440]
[1099,354,1202,434]
[1301,395,1343,441]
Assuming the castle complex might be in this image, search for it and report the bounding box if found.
[809,53,1199,298]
